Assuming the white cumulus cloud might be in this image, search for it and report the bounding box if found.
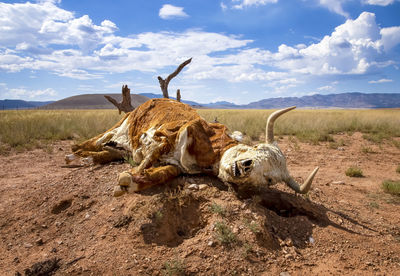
[268,12,389,75]
[8,87,57,99]
[368,78,393,83]
[159,4,188,19]
[318,0,349,18]
[232,0,278,9]
[0,1,399,90]
[363,0,396,6]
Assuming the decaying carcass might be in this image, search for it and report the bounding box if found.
[66,98,319,196]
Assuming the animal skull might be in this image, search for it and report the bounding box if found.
[218,106,318,193]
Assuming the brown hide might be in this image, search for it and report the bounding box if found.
[127,98,238,169]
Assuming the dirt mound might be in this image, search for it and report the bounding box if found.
[1,134,400,275]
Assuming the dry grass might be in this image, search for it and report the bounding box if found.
[198,109,400,144]
[0,109,122,153]
[0,108,399,153]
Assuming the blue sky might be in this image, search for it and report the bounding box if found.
[0,0,399,104]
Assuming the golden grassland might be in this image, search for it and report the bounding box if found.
[198,109,400,143]
[0,108,399,153]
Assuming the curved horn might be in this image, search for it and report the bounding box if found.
[266,106,296,143]
[285,167,319,194]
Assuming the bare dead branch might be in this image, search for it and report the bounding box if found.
[104,85,134,114]
[158,58,192,98]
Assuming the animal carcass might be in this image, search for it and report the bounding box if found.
[65,98,318,196]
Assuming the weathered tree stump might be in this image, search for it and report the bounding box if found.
[104,85,134,114]
[157,58,192,99]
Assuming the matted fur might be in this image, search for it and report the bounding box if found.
[67,99,318,195]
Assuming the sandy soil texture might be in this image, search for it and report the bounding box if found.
[1,133,399,275]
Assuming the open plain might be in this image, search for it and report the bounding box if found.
[0,109,399,275]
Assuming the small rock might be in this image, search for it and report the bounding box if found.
[337,147,345,151]
[208,241,215,247]
[332,181,345,185]
[113,186,126,197]
[309,236,315,245]
[198,184,208,190]
[280,272,291,276]
[188,184,199,190]
[24,242,33,248]
[85,213,90,220]
[111,208,116,211]
[285,238,293,247]
[57,240,63,245]
[284,254,293,260]
[54,221,62,227]
[35,238,44,246]
[41,224,48,229]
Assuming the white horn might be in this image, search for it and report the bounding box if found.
[285,167,319,194]
[266,106,296,144]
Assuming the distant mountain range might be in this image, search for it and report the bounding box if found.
[0,99,55,110]
[139,92,400,109]
[243,92,400,109]
[1,92,399,110]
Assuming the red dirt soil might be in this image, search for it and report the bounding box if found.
[1,133,399,275]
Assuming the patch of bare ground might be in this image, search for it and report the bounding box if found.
[0,133,399,275]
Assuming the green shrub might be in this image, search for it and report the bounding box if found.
[382,180,400,196]
[345,167,363,177]
[214,221,237,246]
[163,257,185,276]
[209,202,226,216]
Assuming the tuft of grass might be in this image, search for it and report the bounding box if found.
[328,138,346,149]
[288,135,300,151]
[382,180,400,196]
[124,155,137,167]
[362,133,391,144]
[244,219,261,234]
[345,166,364,177]
[214,221,237,246]
[163,257,186,276]
[368,201,380,209]
[393,140,400,150]
[361,146,375,154]
[209,202,226,217]
[241,243,253,259]
[396,165,400,174]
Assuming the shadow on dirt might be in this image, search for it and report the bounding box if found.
[134,174,377,250]
[233,184,378,249]
[140,192,205,247]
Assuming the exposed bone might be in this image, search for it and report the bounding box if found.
[157,58,192,98]
[285,167,319,194]
[266,106,296,143]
